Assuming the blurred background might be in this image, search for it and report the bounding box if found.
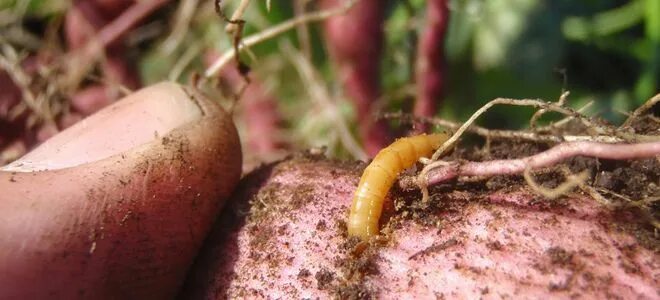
[0,0,658,168]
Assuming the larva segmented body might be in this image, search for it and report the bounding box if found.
[348,133,449,240]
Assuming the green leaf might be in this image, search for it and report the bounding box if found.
[471,0,539,70]
[634,69,657,104]
[0,0,67,17]
[645,0,660,42]
[562,0,643,41]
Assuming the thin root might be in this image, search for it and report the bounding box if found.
[523,168,589,200]
[529,91,569,128]
[621,93,660,128]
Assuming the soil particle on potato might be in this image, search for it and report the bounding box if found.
[316,220,327,231]
[248,181,315,223]
[334,282,373,300]
[615,243,644,275]
[343,248,379,277]
[605,208,660,253]
[315,268,335,290]
[336,239,379,276]
[548,278,574,292]
[190,151,368,298]
[408,238,460,261]
[268,150,364,180]
[486,240,504,251]
[546,246,574,267]
[323,235,382,297]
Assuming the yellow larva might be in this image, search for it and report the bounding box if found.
[348,133,449,240]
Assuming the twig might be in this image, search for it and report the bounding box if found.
[382,112,629,143]
[89,0,168,55]
[293,0,312,58]
[1,25,42,50]
[558,166,612,206]
[621,93,660,128]
[224,0,251,33]
[168,42,203,81]
[282,41,367,161]
[593,187,660,229]
[402,141,660,192]
[523,168,589,199]
[64,0,168,90]
[205,0,357,77]
[580,184,613,206]
[529,91,569,128]
[534,100,594,132]
[385,97,595,133]
[159,0,200,55]
[428,97,614,162]
[214,0,248,77]
[596,187,660,208]
[0,45,53,124]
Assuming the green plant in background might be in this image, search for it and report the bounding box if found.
[1,0,657,158]
[405,0,657,127]
[0,0,66,17]
[562,0,658,106]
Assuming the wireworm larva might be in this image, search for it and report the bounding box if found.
[348,133,449,240]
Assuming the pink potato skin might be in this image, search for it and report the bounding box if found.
[182,156,659,299]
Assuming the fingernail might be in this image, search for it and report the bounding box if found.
[1,82,202,172]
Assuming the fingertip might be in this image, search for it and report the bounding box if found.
[0,82,241,298]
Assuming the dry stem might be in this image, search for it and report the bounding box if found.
[621,93,660,128]
[0,44,57,125]
[168,43,203,81]
[427,96,620,162]
[282,42,367,160]
[382,111,626,143]
[293,0,312,58]
[224,0,251,33]
[205,0,357,77]
[64,0,168,91]
[523,168,589,200]
[403,92,660,227]
[159,0,200,55]
[529,91,569,128]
